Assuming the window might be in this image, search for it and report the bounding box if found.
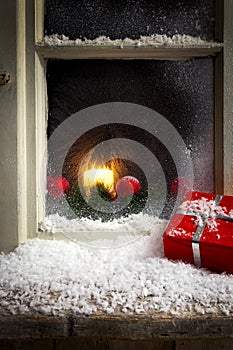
[0,0,233,252]
[43,0,222,234]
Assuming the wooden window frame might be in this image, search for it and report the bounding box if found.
[0,0,232,252]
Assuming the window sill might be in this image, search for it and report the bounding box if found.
[36,43,223,60]
[0,308,232,340]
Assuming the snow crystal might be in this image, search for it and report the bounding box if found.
[0,229,232,317]
[179,198,228,232]
[179,197,227,218]
[41,34,222,48]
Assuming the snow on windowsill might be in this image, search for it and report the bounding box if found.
[0,213,232,318]
[40,34,222,48]
[39,212,161,237]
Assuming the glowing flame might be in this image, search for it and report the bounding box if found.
[83,167,114,189]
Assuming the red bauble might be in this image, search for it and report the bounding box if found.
[47,176,70,199]
[116,176,142,197]
[170,177,192,195]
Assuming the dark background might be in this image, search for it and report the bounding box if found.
[47,59,214,194]
[44,0,215,40]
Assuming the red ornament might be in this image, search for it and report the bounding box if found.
[170,177,192,195]
[47,176,70,199]
[116,176,141,197]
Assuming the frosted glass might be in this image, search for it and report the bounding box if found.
[44,0,215,40]
[47,58,214,211]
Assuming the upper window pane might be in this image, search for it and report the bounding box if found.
[44,0,216,41]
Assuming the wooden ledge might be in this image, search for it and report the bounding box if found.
[36,45,223,60]
[0,310,233,340]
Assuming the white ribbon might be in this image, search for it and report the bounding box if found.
[177,194,223,268]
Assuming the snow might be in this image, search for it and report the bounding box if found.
[40,212,157,233]
[1,215,233,317]
[178,197,228,232]
[179,197,227,218]
[39,213,163,247]
[39,212,159,237]
[41,34,221,48]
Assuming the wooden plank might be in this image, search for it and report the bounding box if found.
[0,313,71,339]
[55,336,174,350]
[223,0,233,194]
[36,45,223,60]
[107,339,174,350]
[0,338,54,350]
[0,312,233,341]
[35,0,44,42]
[176,339,233,350]
[214,52,224,193]
[72,314,233,341]
[0,0,19,253]
[214,0,224,194]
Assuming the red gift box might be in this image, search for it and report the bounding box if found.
[163,191,233,274]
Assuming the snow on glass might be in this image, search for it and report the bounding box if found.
[46,57,215,210]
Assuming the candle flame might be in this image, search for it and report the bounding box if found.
[83,167,114,190]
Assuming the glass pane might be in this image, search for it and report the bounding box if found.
[44,0,215,41]
[46,59,214,221]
